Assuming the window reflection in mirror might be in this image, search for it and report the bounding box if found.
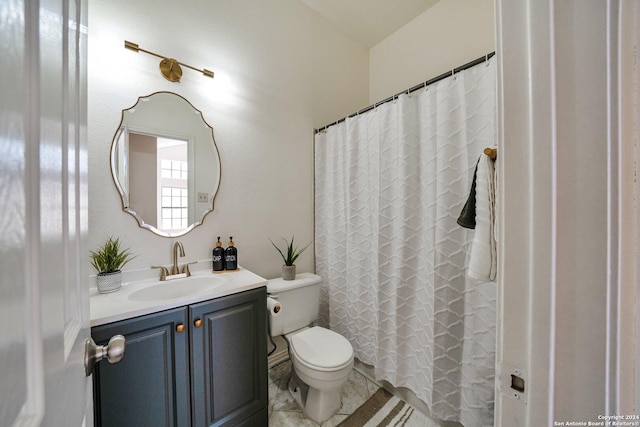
[158,138,189,232]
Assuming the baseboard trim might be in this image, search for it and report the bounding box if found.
[268,335,289,368]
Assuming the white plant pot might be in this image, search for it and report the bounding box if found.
[282,265,296,281]
[97,270,122,294]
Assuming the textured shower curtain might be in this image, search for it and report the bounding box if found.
[315,58,497,426]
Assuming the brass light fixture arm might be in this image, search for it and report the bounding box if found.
[124,40,214,81]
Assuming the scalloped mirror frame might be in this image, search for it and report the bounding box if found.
[109,91,221,237]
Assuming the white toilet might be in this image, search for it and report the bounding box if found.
[268,273,354,423]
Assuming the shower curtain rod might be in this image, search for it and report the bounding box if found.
[315,51,496,134]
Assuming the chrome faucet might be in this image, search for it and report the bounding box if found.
[172,241,185,275]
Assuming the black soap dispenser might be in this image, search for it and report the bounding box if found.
[212,236,225,271]
[225,236,238,271]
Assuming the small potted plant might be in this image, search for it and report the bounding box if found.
[270,236,311,280]
[90,237,136,293]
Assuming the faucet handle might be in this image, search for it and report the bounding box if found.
[182,261,198,277]
[151,265,169,281]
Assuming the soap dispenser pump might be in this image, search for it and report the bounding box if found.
[212,236,225,271]
[225,236,238,271]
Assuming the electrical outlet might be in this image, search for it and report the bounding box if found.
[197,192,209,203]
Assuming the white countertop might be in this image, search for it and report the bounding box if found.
[90,265,267,327]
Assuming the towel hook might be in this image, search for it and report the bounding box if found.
[483,147,497,160]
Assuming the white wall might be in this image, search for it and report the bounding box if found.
[88,0,369,279]
[369,0,495,103]
[128,133,157,226]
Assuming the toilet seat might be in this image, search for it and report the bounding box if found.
[288,326,353,372]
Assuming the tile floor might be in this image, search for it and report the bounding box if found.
[267,360,381,426]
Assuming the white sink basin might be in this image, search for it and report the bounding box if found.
[127,275,230,302]
[91,266,268,327]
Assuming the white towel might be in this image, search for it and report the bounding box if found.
[467,154,496,281]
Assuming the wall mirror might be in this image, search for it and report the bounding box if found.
[110,91,221,237]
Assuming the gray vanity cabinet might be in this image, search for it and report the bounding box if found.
[91,287,268,427]
[190,287,268,426]
[92,306,191,427]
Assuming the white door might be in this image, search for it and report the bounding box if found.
[495,1,638,425]
[0,0,91,426]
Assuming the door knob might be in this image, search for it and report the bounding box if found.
[84,335,126,377]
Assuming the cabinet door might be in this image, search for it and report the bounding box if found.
[92,307,190,427]
[190,287,268,426]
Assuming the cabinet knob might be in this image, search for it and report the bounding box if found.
[194,319,203,328]
[176,324,185,333]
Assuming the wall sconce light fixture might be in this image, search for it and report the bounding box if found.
[124,40,214,82]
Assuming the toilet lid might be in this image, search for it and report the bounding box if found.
[290,326,353,369]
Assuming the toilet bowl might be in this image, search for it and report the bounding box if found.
[267,274,354,423]
[285,326,354,423]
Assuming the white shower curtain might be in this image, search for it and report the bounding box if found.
[315,58,497,426]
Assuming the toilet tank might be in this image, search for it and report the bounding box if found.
[267,273,322,336]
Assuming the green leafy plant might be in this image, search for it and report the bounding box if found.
[269,236,311,266]
[90,237,136,274]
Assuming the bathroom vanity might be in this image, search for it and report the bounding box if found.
[90,267,268,427]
